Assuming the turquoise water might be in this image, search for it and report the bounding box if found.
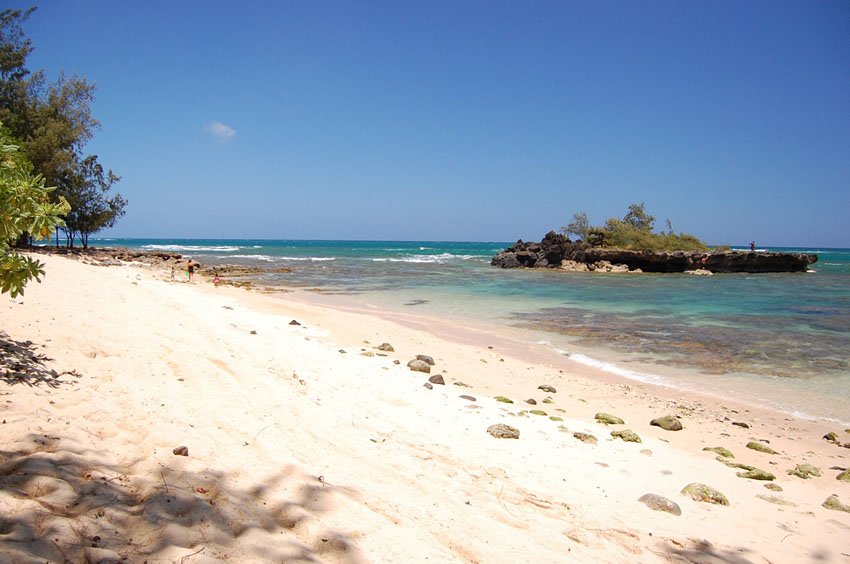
[94,238,850,422]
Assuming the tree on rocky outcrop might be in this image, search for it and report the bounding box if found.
[562,212,590,241]
[622,202,655,231]
[0,7,124,247]
[0,124,69,297]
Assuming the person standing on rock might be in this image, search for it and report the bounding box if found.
[187,259,195,283]
[750,241,756,252]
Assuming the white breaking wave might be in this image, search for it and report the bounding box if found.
[229,254,276,262]
[371,253,485,264]
[142,244,242,252]
[563,351,668,386]
[277,256,336,262]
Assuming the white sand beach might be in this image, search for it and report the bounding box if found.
[1,253,849,563]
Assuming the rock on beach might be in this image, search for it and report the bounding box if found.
[681,483,729,506]
[595,412,624,425]
[487,424,520,439]
[638,494,682,516]
[611,429,641,443]
[650,415,683,431]
[407,359,431,373]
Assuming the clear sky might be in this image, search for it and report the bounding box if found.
[22,1,850,245]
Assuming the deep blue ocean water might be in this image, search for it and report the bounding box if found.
[92,238,850,423]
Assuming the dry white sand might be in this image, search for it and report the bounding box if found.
[1,254,848,563]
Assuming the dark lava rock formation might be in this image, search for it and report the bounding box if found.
[491,231,817,273]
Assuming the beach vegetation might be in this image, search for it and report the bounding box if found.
[59,154,125,248]
[561,212,590,240]
[0,7,125,247]
[0,124,69,297]
[564,203,710,252]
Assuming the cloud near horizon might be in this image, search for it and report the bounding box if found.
[205,120,236,143]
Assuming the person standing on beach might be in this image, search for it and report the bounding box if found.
[187,259,195,283]
[214,270,220,287]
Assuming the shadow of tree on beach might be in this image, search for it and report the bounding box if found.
[656,538,758,564]
[657,537,841,564]
[0,433,365,562]
[0,331,73,388]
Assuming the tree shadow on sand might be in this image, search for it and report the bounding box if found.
[0,433,365,562]
[0,331,74,388]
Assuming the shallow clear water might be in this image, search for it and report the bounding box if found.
[92,238,850,423]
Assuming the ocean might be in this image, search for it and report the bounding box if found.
[94,238,850,424]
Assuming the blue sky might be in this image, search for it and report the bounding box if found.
[22,1,850,245]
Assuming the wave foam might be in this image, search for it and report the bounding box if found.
[371,253,485,264]
[563,352,668,386]
[142,244,241,252]
[230,254,276,262]
[278,256,336,262]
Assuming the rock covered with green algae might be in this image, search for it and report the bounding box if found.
[573,432,597,444]
[787,463,821,479]
[538,385,557,393]
[703,446,735,458]
[717,457,754,471]
[529,409,547,416]
[746,441,778,455]
[764,483,783,492]
[637,493,682,516]
[681,483,729,506]
[595,412,625,425]
[836,469,850,482]
[822,494,850,513]
[823,431,840,443]
[549,416,563,422]
[736,469,776,481]
[494,396,514,404]
[650,415,683,431]
[611,429,642,443]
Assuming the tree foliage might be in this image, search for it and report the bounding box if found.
[0,7,123,248]
[60,155,125,248]
[622,202,655,231]
[561,212,590,241]
[564,203,709,252]
[1,124,69,297]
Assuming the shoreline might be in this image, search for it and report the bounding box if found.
[2,253,848,562]
[287,286,850,428]
[22,244,850,424]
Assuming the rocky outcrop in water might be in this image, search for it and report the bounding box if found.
[491,231,817,273]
